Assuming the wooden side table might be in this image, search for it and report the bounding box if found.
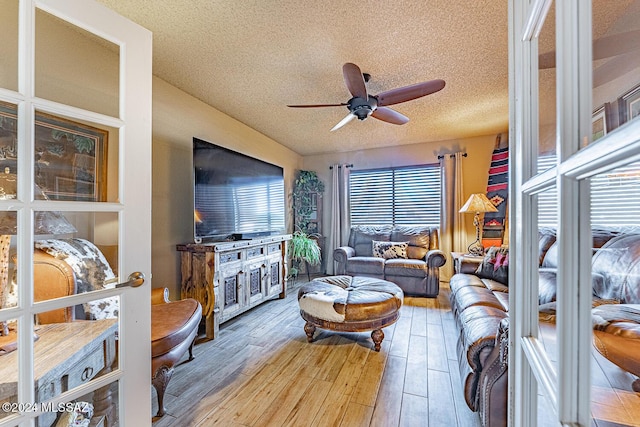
[0,320,117,426]
[451,252,484,274]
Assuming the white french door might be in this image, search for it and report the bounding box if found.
[510,0,640,425]
[0,0,151,426]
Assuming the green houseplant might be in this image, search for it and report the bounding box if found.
[288,230,322,282]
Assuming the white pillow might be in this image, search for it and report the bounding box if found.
[372,240,409,259]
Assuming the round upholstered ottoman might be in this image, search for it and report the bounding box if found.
[297,275,403,351]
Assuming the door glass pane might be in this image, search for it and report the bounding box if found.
[591,1,640,143]
[35,9,120,117]
[0,102,19,183]
[0,0,19,92]
[33,304,118,425]
[0,318,19,423]
[29,210,119,304]
[589,165,640,426]
[538,1,556,170]
[0,211,17,338]
[537,186,559,409]
[34,109,118,203]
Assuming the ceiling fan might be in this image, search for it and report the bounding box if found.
[287,63,445,131]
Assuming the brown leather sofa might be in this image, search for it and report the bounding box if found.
[333,225,446,296]
[449,228,640,426]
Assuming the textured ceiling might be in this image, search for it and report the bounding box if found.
[95,1,636,156]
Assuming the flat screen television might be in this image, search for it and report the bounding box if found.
[193,138,286,241]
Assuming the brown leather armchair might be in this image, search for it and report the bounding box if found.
[33,249,77,323]
[151,287,202,417]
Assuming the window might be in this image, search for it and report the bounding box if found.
[537,155,640,227]
[349,164,441,226]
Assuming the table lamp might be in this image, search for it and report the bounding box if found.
[459,193,498,256]
[0,171,76,337]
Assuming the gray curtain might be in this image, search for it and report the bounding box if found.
[327,164,350,274]
[440,152,467,281]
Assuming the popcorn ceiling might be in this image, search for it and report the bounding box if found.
[95,0,636,155]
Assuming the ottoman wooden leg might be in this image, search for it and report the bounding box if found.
[371,329,384,352]
[304,321,316,342]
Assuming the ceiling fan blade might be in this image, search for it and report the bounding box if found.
[330,113,355,132]
[376,79,446,107]
[593,29,640,61]
[342,63,368,99]
[371,107,409,125]
[287,103,347,108]
[539,29,640,70]
[594,49,640,88]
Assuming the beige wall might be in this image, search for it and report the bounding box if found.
[151,77,303,298]
[302,133,502,258]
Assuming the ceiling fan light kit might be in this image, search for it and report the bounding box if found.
[288,62,445,131]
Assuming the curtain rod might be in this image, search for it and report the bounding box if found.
[437,153,467,160]
[329,164,354,169]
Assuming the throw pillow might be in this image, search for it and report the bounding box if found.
[372,240,409,259]
[475,246,509,285]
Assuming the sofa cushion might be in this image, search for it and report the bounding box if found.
[345,256,385,276]
[450,285,506,317]
[384,258,428,277]
[475,246,509,285]
[372,240,408,259]
[390,226,431,259]
[348,226,392,256]
[592,234,640,304]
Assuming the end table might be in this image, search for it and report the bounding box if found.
[451,252,484,274]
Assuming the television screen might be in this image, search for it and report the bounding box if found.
[193,138,285,241]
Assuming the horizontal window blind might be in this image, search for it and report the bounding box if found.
[350,164,441,227]
[537,155,640,227]
[537,156,558,227]
[591,162,640,227]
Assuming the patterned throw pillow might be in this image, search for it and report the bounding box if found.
[475,246,509,285]
[372,240,409,259]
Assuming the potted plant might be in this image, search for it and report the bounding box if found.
[288,230,322,282]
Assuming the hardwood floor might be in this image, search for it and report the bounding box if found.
[150,280,640,427]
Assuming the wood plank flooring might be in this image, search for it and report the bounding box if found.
[150,280,640,427]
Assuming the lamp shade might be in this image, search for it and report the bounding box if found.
[459,193,499,214]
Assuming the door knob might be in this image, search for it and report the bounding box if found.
[115,271,145,288]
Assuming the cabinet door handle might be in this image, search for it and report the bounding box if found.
[81,367,94,381]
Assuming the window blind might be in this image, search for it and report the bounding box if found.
[349,164,441,226]
[537,156,558,227]
[537,155,640,227]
